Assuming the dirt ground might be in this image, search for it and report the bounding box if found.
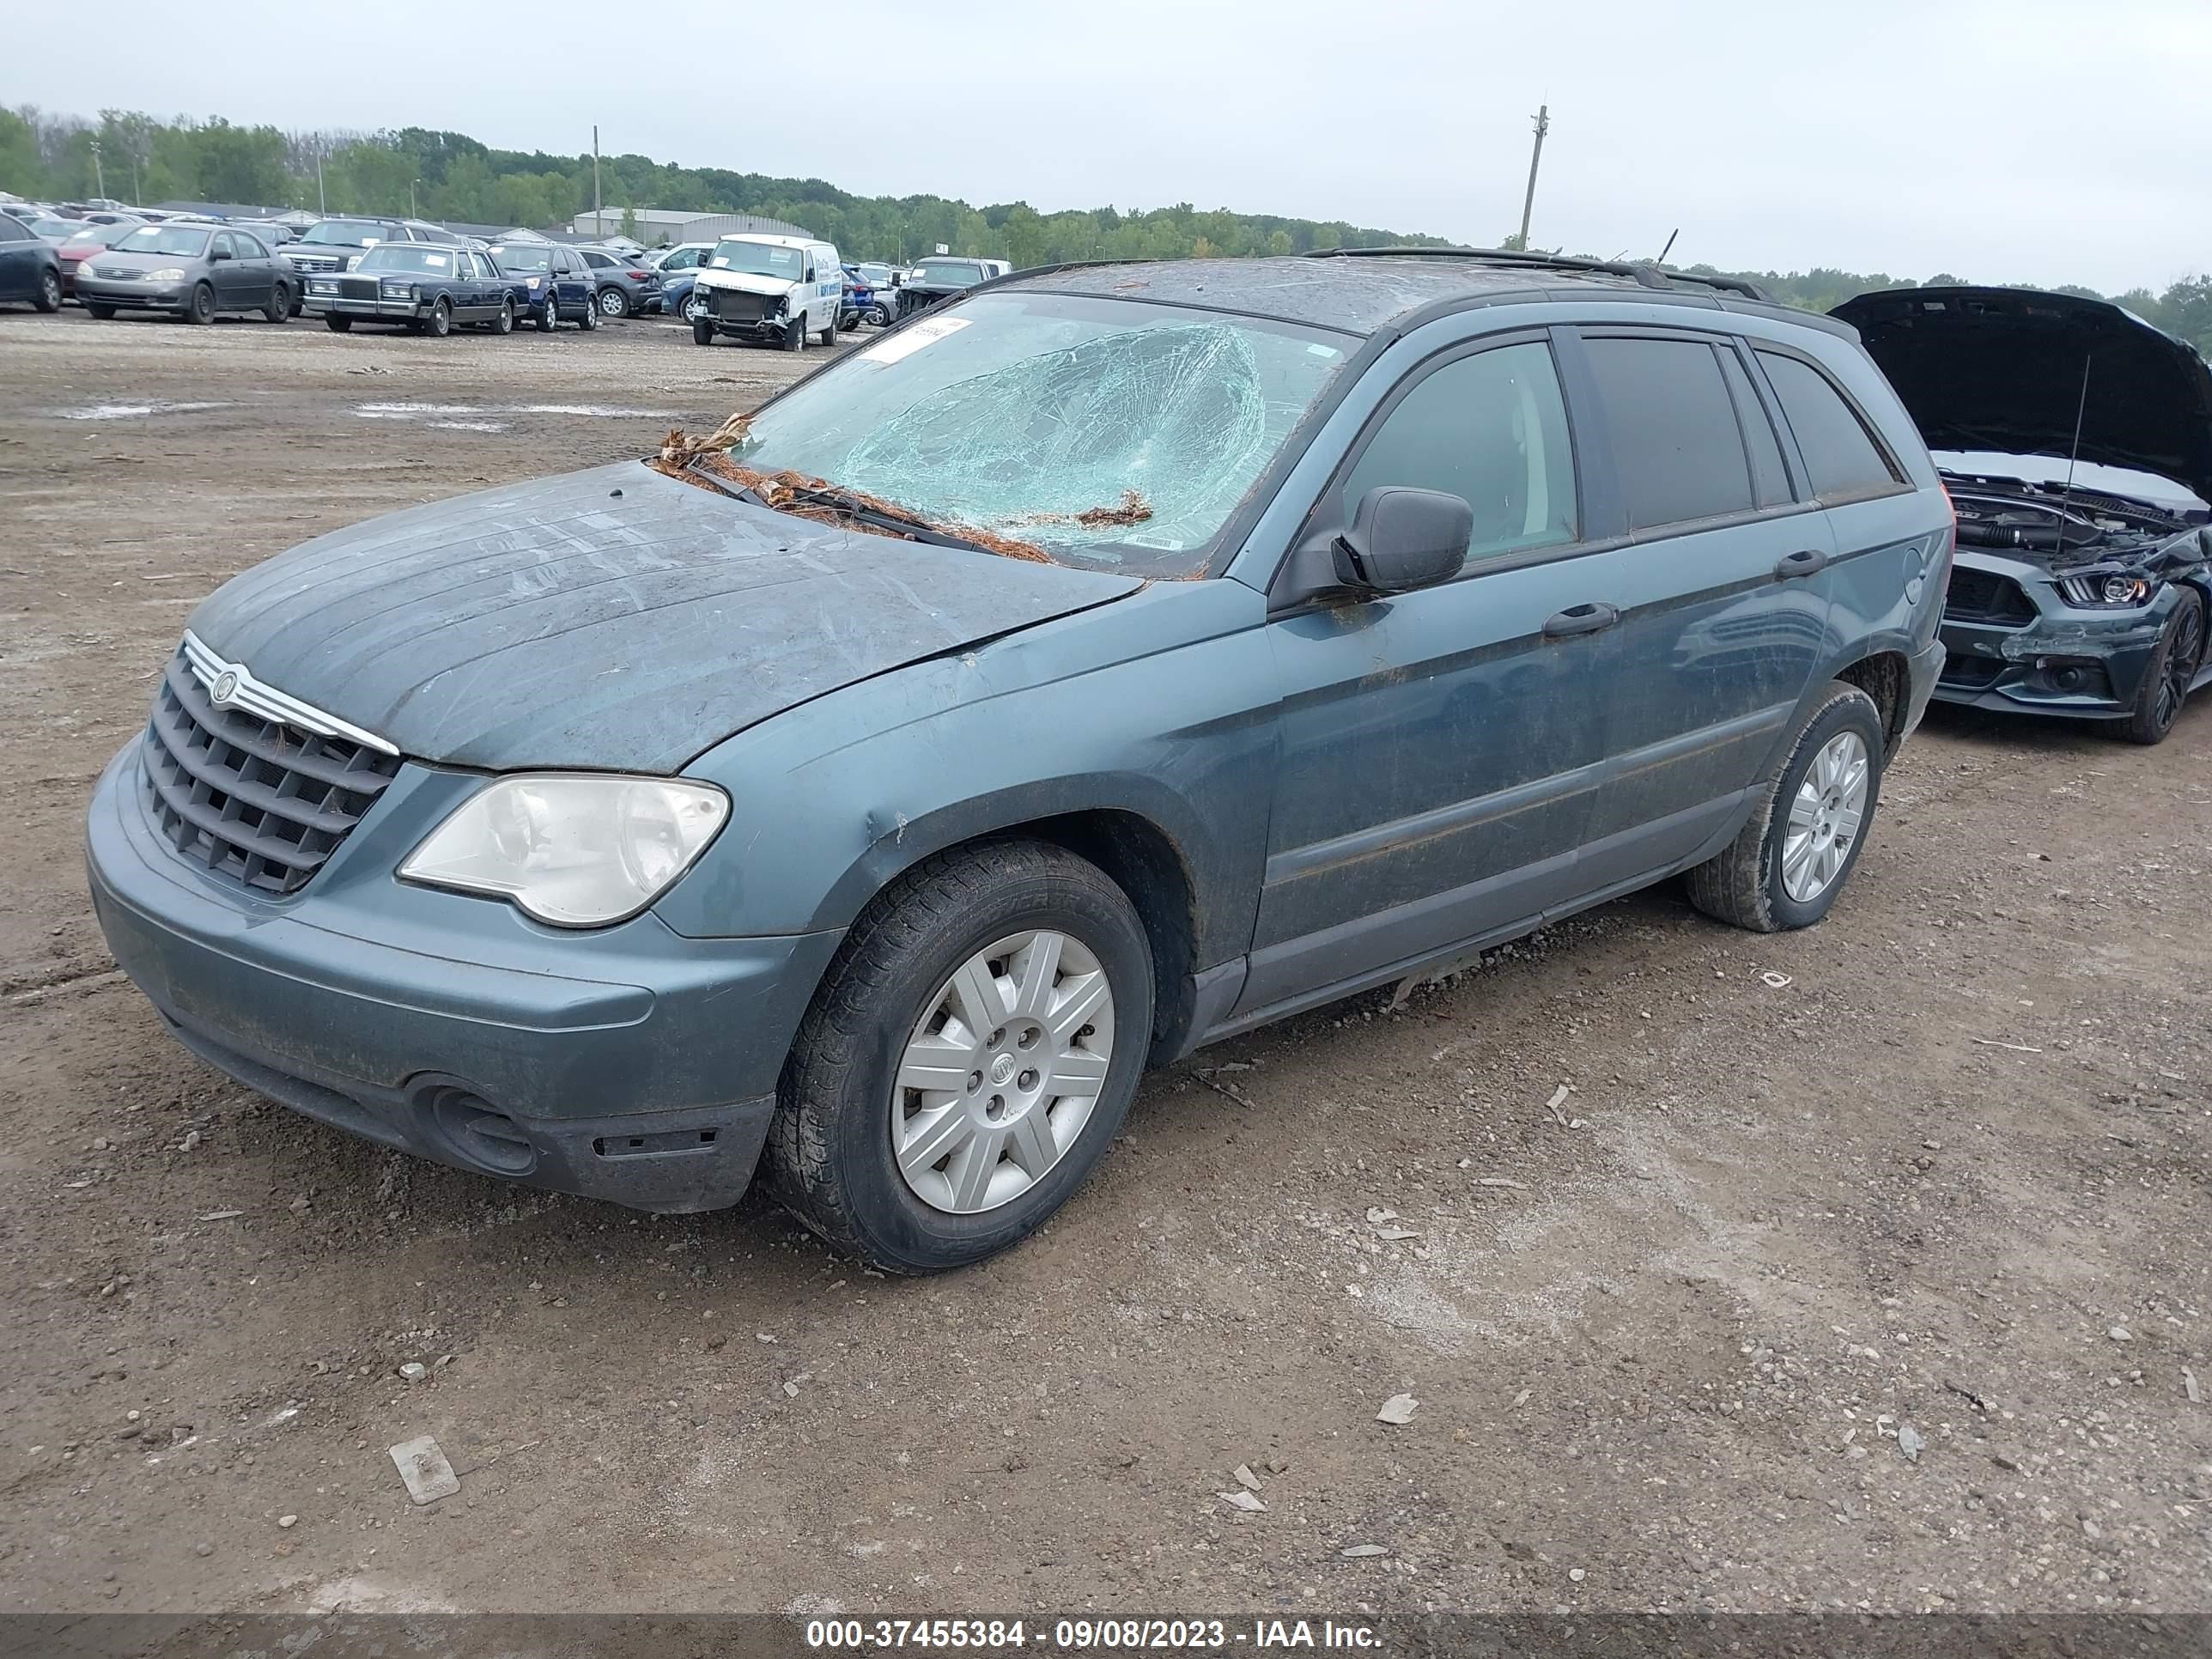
[0,304,2207,1621]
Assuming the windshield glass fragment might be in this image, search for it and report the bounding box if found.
[655,292,1347,574]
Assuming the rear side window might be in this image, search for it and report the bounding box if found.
[1341,341,1578,564]
[1756,352,1902,500]
[1717,349,1794,508]
[1583,337,1753,531]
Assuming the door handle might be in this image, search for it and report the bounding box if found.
[1542,602,1620,639]
[1775,548,1829,580]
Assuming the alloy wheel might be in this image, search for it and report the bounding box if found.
[2157,603,2203,731]
[890,931,1115,1215]
[1782,732,1869,903]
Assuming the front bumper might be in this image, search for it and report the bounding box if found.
[86,744,842,1212]
[75,277,188,311]
[303,295,428,322]
[1932,553,2170,720]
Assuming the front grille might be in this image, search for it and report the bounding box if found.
[337,276,379,301]
[141,651,400,896]
[289,254,343,273]
[711,288,775,323]
[93,265,137,279]
[1944,566,2036,626]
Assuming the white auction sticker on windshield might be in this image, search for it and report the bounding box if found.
[858,315,972,366]
[422,254,448,268]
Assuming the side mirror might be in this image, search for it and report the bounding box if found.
[209,247,232,263]
[1333,486,1474,594]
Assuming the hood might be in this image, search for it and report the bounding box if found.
[185,462,1144,772]
[696,268,799,298]
[88,250,197,273]
[1832,286,2212,504]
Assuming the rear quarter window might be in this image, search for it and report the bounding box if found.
[1756,351,1904,500]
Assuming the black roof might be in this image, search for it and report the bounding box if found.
[1013,252,1838,339]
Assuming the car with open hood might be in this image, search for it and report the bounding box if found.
[1834,286,2212,743]
[88,249,1950,1274]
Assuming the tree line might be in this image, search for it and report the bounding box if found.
[5,105,2207,354]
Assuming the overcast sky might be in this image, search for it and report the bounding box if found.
[8,0,2207,295]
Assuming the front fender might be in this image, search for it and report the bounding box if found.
[655,580,1280,971]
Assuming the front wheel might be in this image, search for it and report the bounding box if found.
[35,269,62,313]
[871,303,891,327]
[2121,586,2205,744]
[86,301,117,319]
[425,298,453,337]
[767,840,1153,1274]
[782,317,805,351]
[263,284,289,324]
[183,283,215,325]
[1686,682,1886,933]
[578,295,598,331]
[691,317,715,346]
[537,295,559,331]
[819,314,837,348]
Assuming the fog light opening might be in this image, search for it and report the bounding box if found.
[421,1085,537,1176]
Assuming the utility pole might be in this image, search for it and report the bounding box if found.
[410,178,421,218]
[89,138,105,202]
[1516,104,1549,251]
[592,125,602,235]
[317,154,326,216]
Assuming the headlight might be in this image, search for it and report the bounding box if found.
[2057,574,2155,607]
[343,254,360,270]
[309,279,337,294]
[399,774,728,927]
[145,267,187,283]
[526,276,542,289]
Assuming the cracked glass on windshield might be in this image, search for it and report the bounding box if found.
[726,291,1352,574]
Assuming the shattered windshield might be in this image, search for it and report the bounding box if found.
[725,291,1352,574]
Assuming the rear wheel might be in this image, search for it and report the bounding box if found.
[768,840,1152,1275]
[1686,682,1886,933]
[871,302,891,327]
[263,284,289,324]
[599,285,627,318]
[490,297,514,335]
[2122,586,2205,744]
[35,268,62,313]
[325,314,353,332]
[86,301,117,319]
[184,283,215,325]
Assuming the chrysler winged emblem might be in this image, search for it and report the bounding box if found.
[179,632,399,757]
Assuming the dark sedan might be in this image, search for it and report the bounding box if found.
[303,244,515,336]
[77,223,292,324]
[0,212,65,313]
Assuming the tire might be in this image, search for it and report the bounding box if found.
[86,301,117,320]
[325,314,352,332]
[871,303,891,328]
[767,839,1153,1275]
[263,284,289,324]
[782,316,805,351]
[537,295,559,332]
[579,295,598,331]
[819,314,837,348]
[35,268,62,313]
[691,317,715,346]
[426,298,452,338]
[599,285,627,318]
[2121,586,2205,745]
[289,289,303,319]
[1686,682,1886,933]
[491,297,514,335]
[184,283,215,325]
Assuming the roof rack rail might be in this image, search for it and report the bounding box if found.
[1303,245,1772,302]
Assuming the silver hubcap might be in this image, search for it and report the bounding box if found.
[1783,732,1869,902]
[891,931,1115,1215]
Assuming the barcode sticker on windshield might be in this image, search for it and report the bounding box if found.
[859,315,972,367]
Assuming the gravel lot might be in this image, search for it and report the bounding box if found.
[0,305,2207,1620]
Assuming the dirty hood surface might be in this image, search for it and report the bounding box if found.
[186,461,1143,772]
[1832,286,2212,503]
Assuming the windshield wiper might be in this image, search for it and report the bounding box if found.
[737,477,997,555]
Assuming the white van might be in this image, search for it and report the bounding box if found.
[690,234,845,350]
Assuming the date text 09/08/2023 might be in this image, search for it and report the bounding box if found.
[804,1618,1382,1650]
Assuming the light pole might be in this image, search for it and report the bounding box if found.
[89,138,105,202]
[317,154,326,216]
[410,178,422,218]
[1516,105,1550,251]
